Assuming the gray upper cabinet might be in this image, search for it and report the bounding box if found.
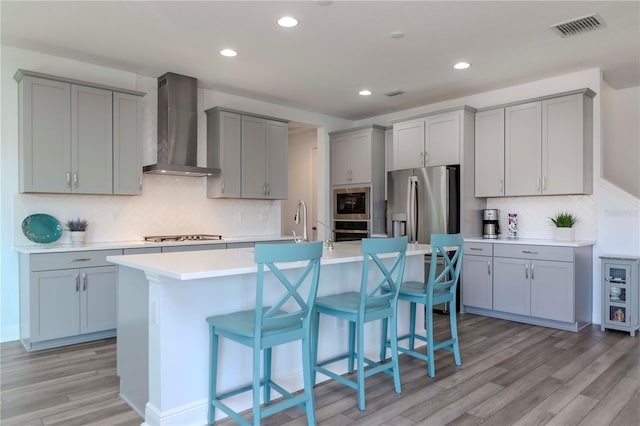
[206,109,242,198]
[474,108,505,197]
[483,89,594,197]
[542,93,593,195]
[207,107,288,199]
[113,92,143,195]
[391,109,462,171]
[505,101,542,196]
[391,118,424,170]
[18,76,72,193]
[15,69,145,195]
[330,128,375,185]
[265,119,288,199]
[71,84,113,194]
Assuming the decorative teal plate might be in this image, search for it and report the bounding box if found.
[22,214,63,243]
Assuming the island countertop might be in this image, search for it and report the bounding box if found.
[107,241,431,280]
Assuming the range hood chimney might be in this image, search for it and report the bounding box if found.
[143,72,220,177]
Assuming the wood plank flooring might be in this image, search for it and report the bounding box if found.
[2,314,638,425]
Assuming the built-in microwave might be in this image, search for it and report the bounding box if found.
[333,187,370,220]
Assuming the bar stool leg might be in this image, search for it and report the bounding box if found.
[208,328,218,425]
[253,345,261,425]
[264,348,272,403]
[348,321,356,374]
[450,308,462,366]
[426,306,435,378]
[301,336,317,425]
[357,320,366,410]
[408,302,417,350]
[379,317,389,361]
[390,312,402,394]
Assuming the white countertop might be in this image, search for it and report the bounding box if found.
[14,235,293,254]
[107,242,431,281]
[464,237,596,247]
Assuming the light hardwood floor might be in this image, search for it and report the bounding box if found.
[2,314,638,425]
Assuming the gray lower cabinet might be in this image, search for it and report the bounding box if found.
[464,242,592,331]
[19,249,121,351]
[15,69,145,195]
[600,256,639,336]
[461,242,493,310]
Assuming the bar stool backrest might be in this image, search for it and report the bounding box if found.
[254,241,323,338]
[426,234,463,301]
[359,237,408,314]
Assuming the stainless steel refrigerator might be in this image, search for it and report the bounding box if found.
[387,165,460,312]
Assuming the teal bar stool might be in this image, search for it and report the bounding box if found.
[381,233,463,378]
[206,241,323,426]
[311,237,407,411]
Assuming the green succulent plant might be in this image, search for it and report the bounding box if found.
[65,217,89,231]
[549,212,578,228]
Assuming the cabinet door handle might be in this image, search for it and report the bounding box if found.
[531,264,535,280]
[542,177,547,190]
[75,273,80,292]
[73,172,78,187]
[66,172,71,187]
[499,179,503,193]
[470,247,483,251]
[522,250,538,255]
[525,264,529,279]
[139,176,143,190]
[536,177,540,190]
[267,183,271,195]
[221,181,225,194]
[424,151,429,165]
[72,258,91,262]
[263,183,267,195]
[82,273,87,291]
[488,261,491,275]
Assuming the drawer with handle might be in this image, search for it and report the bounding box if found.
[29,249,123,271]
[493,244,573,262]
[463,242,493,256]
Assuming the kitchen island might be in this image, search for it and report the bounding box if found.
[107,241,430,426]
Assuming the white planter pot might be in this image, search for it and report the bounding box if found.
[70,231,86,244]
[554,227,575,241]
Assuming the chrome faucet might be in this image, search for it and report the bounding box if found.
[294,200,308,242]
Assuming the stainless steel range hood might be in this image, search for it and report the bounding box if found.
[143,72,220,177]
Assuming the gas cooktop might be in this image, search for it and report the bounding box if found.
[144,234,223,243]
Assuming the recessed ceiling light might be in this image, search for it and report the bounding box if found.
[220,48,238,57]
[359,90,372,96]
[277,16,298,28]
[390,31,405,39]
[315,1,332,6]
[453,62,471,70]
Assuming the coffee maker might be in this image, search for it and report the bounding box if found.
[483,209,500,239]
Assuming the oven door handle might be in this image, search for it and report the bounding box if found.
[333,229,369,234]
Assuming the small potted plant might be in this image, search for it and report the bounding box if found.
[549,212,578,241]
[65,217,89,244]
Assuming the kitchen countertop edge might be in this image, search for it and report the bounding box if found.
[14,235,294,254]
[464,237,596,247]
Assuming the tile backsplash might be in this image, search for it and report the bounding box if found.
[487,194,596,240]
[14,175,281,245]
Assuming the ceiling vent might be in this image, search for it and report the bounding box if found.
[384,89,407,97]
[551,14,605,37]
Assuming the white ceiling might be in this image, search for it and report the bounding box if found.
[2,1,639,120]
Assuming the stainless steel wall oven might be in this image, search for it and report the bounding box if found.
[333,221,369,242]
[333,187,370,220]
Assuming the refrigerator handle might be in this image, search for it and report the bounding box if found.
[407,176,418,242]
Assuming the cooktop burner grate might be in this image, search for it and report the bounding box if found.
[144,234,223,243]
